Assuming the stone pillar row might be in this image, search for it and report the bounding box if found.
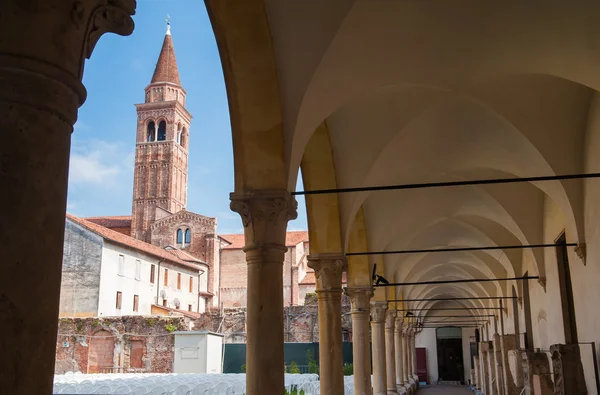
[346,287,375,395]
[371,302,387,395]
[0,1,135,394]
[385,310,397,395]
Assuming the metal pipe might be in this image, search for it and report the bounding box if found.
[375,276,539,287]
[417,315,494,318]
[348,243,575,256]
[292,172,600,196]
[397,308,504,311]
[387,296,517,302]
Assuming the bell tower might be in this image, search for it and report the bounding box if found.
[131,23,192,241]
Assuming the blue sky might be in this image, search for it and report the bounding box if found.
[68,1,307,235]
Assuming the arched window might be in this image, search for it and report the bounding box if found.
[157,120,166,141]
[184,228,191,244]
[180,127,186,147]
[147,121,155,142]
[176,123,182,144]
[176,229,183,244]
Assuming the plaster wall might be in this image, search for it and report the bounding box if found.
[97,243,200,316]
[416,328,439,383]
[462,328,475,384]
[60,221,103,317]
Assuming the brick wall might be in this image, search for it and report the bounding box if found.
[55,316,189,374]
[193,293,352,344]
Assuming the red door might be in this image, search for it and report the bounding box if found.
[416,347,428,383]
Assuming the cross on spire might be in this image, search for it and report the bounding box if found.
[165,14,171,35]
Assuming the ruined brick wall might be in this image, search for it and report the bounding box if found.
[193,293,352,344]
[55,316,189,374]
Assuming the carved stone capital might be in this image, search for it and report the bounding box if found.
[385,309,397,330]
[575,243,586,265]
[1,1,135,81]
[370,301,388,323]
[344,286,374,313]
[230,190,298,255]
[394,316,404,333]
[307,254,346,292]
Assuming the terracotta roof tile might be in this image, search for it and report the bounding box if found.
[85,215,132,228]
[166,248,206,264]
[220,231,309,249]
[66,214,201,272]
[151,34,181,86]
[151,304,201,319]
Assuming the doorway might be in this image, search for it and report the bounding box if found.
[556,232,578,344]
[436,327,464,382]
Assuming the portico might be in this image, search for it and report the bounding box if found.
[4,1,600,394]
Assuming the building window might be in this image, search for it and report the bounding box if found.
[176,229,183,244]
[177,273,181,290]
[150,265,155,284]
[133,295,139,312]
[135,260,141,280]
[188,304,193,312]
[157,120,166,141]
[116,291,122,310]
[164,269,168,286]
[184,228,191,244]
[189,276,193,292]
[162,299,167,307]
[118,255,125,276]
[147,121,155,142]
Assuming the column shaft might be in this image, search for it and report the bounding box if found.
[385,311,397,394]
[371,302,388,395]
[346,287,374,395]
[308,255,346,395]
[0,3,134,393]
[402,331,410,384]
[231,191,297,395]
[394,318,404,390]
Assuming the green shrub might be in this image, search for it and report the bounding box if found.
[241,363,246,373]
[306,350,319,375]
[289,361,301,374]
[164,323,177,333]
[343,363,354,376]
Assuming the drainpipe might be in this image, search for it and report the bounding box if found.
[197,269,205,313]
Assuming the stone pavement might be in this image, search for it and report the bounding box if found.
[417,385,473,394]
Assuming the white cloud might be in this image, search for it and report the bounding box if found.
[69,139,132,186]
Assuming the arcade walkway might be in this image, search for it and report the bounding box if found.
[417,386,472,394]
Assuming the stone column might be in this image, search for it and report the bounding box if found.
[402,327,411,385]
[230,190,298,395]
[394,316,406,393]
[307,254,346,395]
[411,331,418,382]
[385,310,397,394]
[346,287,374,395]
[0,2,134,394]
[371,302,388,395]
[550,344,588,395]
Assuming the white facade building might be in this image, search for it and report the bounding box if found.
[60,215,209,318]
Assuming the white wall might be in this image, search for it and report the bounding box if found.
[416,328,438,383]
[97,242,201,316]
[462,328,476,384]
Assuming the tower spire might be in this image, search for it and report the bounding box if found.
[151,16,180,86]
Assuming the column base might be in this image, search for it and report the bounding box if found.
[396,384,408,394]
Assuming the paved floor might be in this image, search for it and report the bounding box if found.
[417,385,472,394]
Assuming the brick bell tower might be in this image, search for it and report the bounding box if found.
[131,23,192,242]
